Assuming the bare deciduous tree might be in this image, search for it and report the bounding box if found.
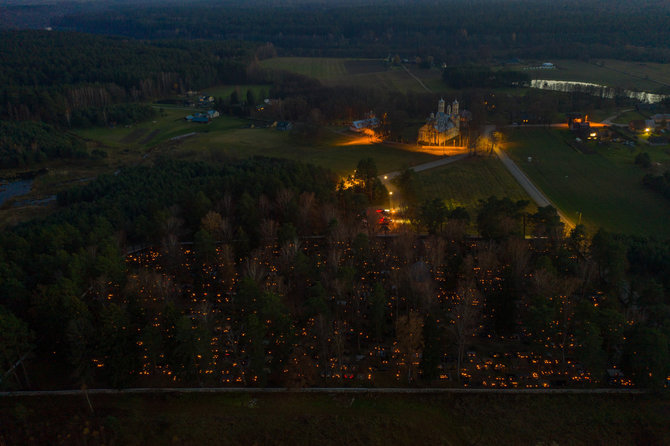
[453,282,481,382]
[395,311,424,383]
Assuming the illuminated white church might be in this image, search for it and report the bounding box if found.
[418,98,460,146]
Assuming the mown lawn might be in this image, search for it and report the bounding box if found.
[260,57,445,93]
[505,128,670,237]
[173,127,440,175]
[74,108,248,152]
[413,155,532,217]
[1,392,668,446]
[612,109,649,124]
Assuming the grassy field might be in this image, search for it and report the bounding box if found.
[414,155,533,217]
[505,128,670,237]
[612,109,649,124]
[172,127,440,175]
[521,59,670,93]
[260,57,446,93]
[1,392,668,445]
[75,108,249,153]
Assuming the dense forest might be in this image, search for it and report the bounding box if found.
[0,31,253,125]
[52,0,670,62]
[0,121,87,168]
[1,158,669,390]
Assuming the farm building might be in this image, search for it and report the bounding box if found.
[350,112,380,133]
[418,99,461,146]
[185,110,219,123]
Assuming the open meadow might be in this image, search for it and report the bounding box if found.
[414,154,533,217]
[260,57,446,93]
[72,101,441,176]
[505,128,670,237]
[171,126,440,175]
[1,392,668,446]
[74,107,248,153]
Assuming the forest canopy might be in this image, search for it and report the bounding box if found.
[51,0,670,62]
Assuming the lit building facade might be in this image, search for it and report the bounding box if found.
[418,98,460,146]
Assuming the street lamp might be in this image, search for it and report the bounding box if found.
[389,191,393,210]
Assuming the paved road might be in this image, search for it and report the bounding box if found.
[484,124,576,229]
[0,387,646,397]
[493,144,575,229]
[600,109,633,127]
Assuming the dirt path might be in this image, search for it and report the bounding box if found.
[401,64,433,93]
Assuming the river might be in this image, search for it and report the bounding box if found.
[0,179,33,207]
[530,79,668,104]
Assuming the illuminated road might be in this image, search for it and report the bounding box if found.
[487,125,575,229]
[493,142,575,229]
[599,109,633,127]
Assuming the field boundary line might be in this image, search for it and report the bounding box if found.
[0,387,648,397]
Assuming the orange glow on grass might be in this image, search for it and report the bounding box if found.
[338,128,381,146]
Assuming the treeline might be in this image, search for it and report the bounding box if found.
[257,69,636,135]
[442,66,529,89]
[69,103,158,128]
[0,30,253,125]
[246,70,486,141]
[54,0,670,62]
[0,121,87,168]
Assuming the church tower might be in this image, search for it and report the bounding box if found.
[438,98,445,114]
[452,99,459,116]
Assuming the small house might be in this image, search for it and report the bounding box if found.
[276,121,293,131]
[191,116,209,123]
[186,112,211,123]
[350,112,380,133]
